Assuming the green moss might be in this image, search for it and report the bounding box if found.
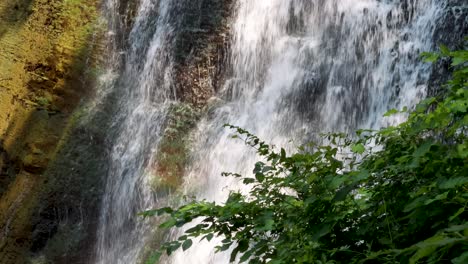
[35,97,50,107]
[151,103,200,193]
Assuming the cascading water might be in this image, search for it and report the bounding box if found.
[94,0,448,263]
[169,0,443,263]
[95,0,179,263]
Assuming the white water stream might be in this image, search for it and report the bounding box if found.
[95,0,177,263]
[95,0,446,263]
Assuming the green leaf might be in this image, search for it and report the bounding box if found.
[329,175,346,189]
[421,52,440,63]
[186,224,203,234]
[452,57,465,66]
[240,249,254,263]
[253,162,264,173]
[449,207,465,221]
[334,183,357,201]
[201,233,214,242]
[439,177,468,189]
[410,234,459,264]
[424,192,449,205]
[452,251,468,264]
[404,196,425,212]
[440,44,450,56]
[384,108,399,117]
[255,172,265,182]
[218,242,233,252]
[413,140,433,158]
[311,223,332,240]
[231,240,249,262]
[409,244,437,264]
[139,207,173,217]
[354,169,370,182]
[263,219,275,231]
[444,223,468,233]
[166,242,181,256]
[457,144,468,158]
[243,178,255,184]
[159,218,177,229]
[255,218,275,232]
[182,239,193,251]
[351,143,365,154]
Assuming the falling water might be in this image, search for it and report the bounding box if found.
[95,0,179,263]
[169,0,443,263]
[94,0,448,263]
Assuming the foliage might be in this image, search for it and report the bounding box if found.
[142,46,468,263]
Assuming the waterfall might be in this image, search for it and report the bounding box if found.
[95,0,179,263]
[169,0,442,263]
[94,0,446,263]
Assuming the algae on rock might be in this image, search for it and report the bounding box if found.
[150,103,200,194]
[0,0,106,263]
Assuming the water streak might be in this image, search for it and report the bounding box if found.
[95,0,178,263]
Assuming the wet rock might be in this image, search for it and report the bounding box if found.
[428,3,468,97]
[432,2,467,49]
[173,0,234,107]
[204,96,224,114]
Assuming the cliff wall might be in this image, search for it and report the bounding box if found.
[0,0,103,263]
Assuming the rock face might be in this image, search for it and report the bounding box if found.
[148,0,234,200]
[0,0,106,263]
[428,1,468,97]
[172,0,234,107]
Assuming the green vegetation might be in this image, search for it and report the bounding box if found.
[143,46,468,263]
[151,103,200,192]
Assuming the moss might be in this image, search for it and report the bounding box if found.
[35,97,51,107]
[151,103,200,193]
[0,0,103,263]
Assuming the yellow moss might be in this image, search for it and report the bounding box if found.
[0,0,102,262]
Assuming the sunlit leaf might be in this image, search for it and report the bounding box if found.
[351,143,365,154]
